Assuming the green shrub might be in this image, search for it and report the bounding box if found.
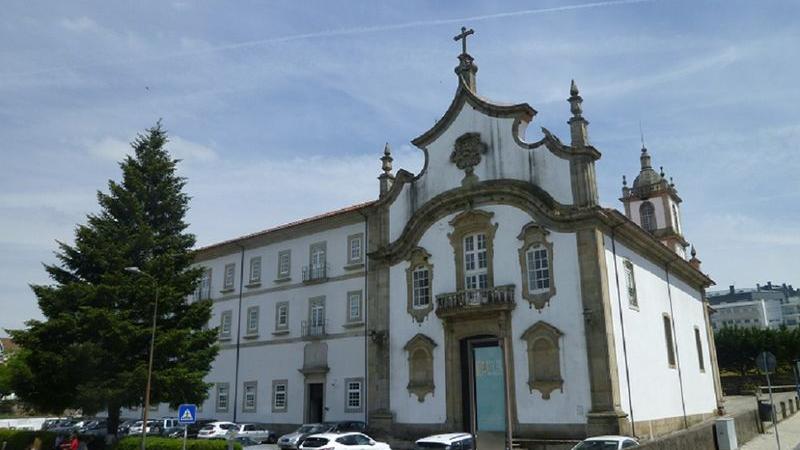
[0,430,57,450]
[115,437,241,450]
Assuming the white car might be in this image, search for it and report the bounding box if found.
[571,436,639,449]
[197,421,238,439]
[235,423,277,443]
[128,420,159,435]
[414,433,474,449]
[299,432,391,450]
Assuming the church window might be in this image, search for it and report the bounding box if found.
[663,314,676,368]
[623,260,638,308]
[463,233,488,289]
[406,247,434,323]
[517,223,556,310]
[521,321,563,399]
[640,201,657,233]
[223,263,236,291]
[694,326,705,372]
[404,334,436,402]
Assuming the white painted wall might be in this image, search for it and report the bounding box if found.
[388,204,591,425]
[604,236,717,424]
[389,103,574,243]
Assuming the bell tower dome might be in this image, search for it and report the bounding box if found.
[621,145,688,257]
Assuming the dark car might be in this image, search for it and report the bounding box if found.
[118,419,138,436]
[167,419,216,439]
[327,421,366,434]
[277,423,332,450]
[79,419,108,436]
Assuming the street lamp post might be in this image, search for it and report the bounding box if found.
[126,267,160,450]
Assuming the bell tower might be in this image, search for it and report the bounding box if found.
[621,145,688,258]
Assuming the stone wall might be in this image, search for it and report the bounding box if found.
[636,409,762,450]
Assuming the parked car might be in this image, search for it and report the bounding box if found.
[167,419,215,439]
[128,420,160,435]
[326,421,366,434]
[235,436,272,450]
[571,436,639,449]
[117,419,138,436]
[78,419,108,436]
[235,423,277,444]
[41,419,67,431]
[278,423,332,450]
[48,419,83,434]
[414,433,474,449]
[151,418,182,436]
[299,432,390,450]
[197,421,238,439]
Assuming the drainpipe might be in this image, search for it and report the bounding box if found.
[232,244,246,422]
[609,223,636,437]
[358,209,369,426]
[665,260,689,429]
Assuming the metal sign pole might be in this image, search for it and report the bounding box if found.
[761,353,781,450]
[182,426,187,450]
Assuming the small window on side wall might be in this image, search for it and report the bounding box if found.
[663,314,676,368]
[623,259,638,309]
[694,326,705,372]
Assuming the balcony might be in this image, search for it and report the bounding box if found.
[301,320,328,338]
[435,284,516,319]
[302,263,329,283]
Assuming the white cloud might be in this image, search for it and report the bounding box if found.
[87,136,130,161]
[59,16,99,33]
[86,135,217,163]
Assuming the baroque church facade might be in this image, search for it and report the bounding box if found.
[141,32,723,444]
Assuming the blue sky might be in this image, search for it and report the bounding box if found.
[2,0,799,334]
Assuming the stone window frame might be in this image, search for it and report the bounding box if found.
[346,290,363,323]
[623,259,638,310]
[272,379,288,413]
[404,334,437,402]
[517,222,556,311]
[196,268,212,300]
[343,377,364,413]
[222,263,236,291]
[308,296,326,333]
[277,250,292,280]
[447,209,498,292]
[245,306,259,336]
[242,380,258,412]
[275,301,289,332]
[309,241,327,271]
[248,256,262,285]
[346,233,364,266]
[405,247,434,324]
[694,326,705,372]
[521,321,564,400]
[640,201,657,233]
[663,313,677,368]
[216,382,230,413]
[219,310,233,340]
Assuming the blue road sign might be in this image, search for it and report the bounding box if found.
[178,404,197,424]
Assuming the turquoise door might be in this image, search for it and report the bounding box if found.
[472,344,507,432]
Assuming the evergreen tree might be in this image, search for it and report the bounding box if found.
[9,123,218,435]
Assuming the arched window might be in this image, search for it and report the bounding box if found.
[517,223,556,310]
[406,248,434,323]
[640,201,657,233]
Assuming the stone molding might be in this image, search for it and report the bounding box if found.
[520,321,564,399]
[405,247,434,324]
[447,209,498,291]
[403,333,437,402]
[517,222,556,311]
[450,132,488,187]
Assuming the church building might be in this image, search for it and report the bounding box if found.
[145,29,724,446]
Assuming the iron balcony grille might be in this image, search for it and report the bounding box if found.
[301,319,328,338]
[435,284,516,316]
[302,263,329,282]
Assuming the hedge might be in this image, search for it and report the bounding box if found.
[116,437,241,450]
[0,430,57,450]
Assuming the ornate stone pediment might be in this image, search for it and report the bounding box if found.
[450,132,488,187]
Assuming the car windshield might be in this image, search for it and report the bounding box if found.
[200,425,215,431]
[415,443,449,449]
[574,441,620,450]
[301,437,330,448]
[220,424,236,430]
[297,425,317,433]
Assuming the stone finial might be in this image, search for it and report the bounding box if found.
[381,142,393,175]
[453,27,478,91]
[659,166,665,177]
[622,175,627,187]
[567,79,589,148]
[689,245,702,270]
[640,147,652,169]
[670,177,675,188]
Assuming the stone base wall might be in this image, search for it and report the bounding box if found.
[633,411,717,440]
[635,409,762,450]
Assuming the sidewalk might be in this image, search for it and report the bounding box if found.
[741,410,800,450]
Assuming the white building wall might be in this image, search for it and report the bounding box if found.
[388,204,590,425]
[604,236,716,424]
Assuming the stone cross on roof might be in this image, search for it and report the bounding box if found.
[453,26,474,55]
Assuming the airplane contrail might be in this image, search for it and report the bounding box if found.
[1,0,655,78]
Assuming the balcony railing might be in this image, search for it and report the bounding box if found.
[302,263,329,282]
[301,320,328,338]
[435,284,516,318]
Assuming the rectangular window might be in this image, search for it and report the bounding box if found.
[663,315,676,367]
[308,242,327,280]
[223,263,235,290]
[220,310,232,338]
[526,246,550,293]
[248,257,261,284]
[464,233,488,290]
[412,267,430,308]
[216,383,230,412]
[246,306,259,335]
[272,380,287,412]
[196,268,212,300]
[243,381,257,412]
[277,250,291,278]
[624,260,638,308]
[344,378,363,412]
[694,327,705,372]
[308,297,325,336]
[275,302,289,331]
[347,291,362,322]
[347,233,364,265]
